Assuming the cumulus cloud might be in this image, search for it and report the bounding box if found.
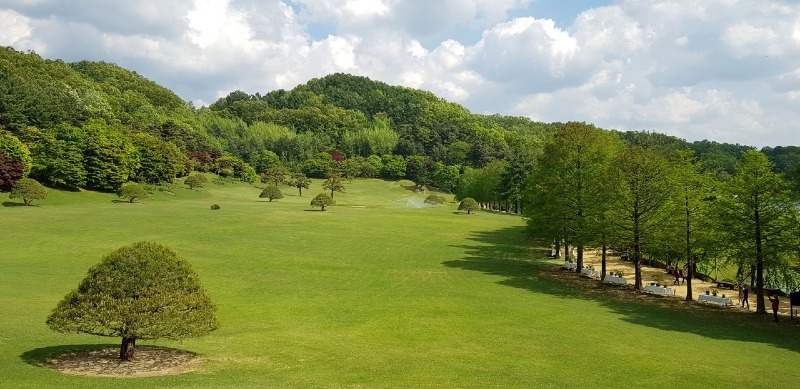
[2,0,800,146]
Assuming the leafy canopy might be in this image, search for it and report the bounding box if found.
[46,242,219,359]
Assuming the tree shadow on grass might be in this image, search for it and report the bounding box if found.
[20,344,118,367]
[2,201,25,207]
[443,225,800,354]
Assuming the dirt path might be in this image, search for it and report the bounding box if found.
[572,250,796,319]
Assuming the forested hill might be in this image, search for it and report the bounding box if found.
[3,46,799,196]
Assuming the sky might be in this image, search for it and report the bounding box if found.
[1,0,800,148]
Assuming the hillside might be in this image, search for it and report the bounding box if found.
[3,47,800,195]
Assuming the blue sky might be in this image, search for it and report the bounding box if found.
[1,0,800,147]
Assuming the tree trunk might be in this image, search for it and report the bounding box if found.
[576,245,584,273]
[601,243,607,279]
[685,195,693,301]
[119,337,136,361]
[686,256,694,301]
[754,206,766,314]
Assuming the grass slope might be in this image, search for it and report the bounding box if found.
[1,179,798,388]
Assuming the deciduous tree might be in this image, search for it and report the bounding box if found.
[287,172,311,196]
[322,172,345,198]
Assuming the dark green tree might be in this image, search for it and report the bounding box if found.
[259,185,283,201]
[311,192,335,211]
[46,242,219,361]
[9,177,47,205]
[130,133,185,184]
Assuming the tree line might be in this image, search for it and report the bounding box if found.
[520,122,800,315]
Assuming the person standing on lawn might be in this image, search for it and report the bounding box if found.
[768,294,779,322]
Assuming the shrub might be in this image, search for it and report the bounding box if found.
[424,194,447,205]
[210,204,220,210]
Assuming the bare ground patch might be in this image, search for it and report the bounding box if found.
[44,346,202,378]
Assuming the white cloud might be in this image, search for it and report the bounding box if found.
[0,9,32,46]
[3,0,800,147]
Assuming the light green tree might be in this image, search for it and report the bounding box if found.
[117,182,148,203]
[46,242,219,360]
[184,173,207,189]
[322,172,345,199]
[523,122,622,273]
[9,177,47,206]
[608,146,674,290]
[715,150,800,314]
[259,185,283,202]
[287,172,311,196]
[311,192,335,211]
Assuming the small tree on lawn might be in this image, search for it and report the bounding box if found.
[46,242,219,361]
[260,168,288,187]
[458,197,480,214]
[259,185,283,202]
[184,173,207,189]
[117,182,148,203]
[322,172,345,199]
[311,192,335,211]
[9,177,47,206]
[287,172,311,196]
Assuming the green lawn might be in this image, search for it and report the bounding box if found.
[1,178,798,388]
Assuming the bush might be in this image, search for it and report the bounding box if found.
[424,194,447,205]
[210,204,220,210]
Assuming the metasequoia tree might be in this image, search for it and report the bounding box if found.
[715,150,800,314]
[46,242,219,360]
[609,146,673,290]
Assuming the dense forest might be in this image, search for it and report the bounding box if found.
[3,46,800,307]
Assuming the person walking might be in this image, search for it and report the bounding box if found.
[768,294,780,322]
[673,268,680,285]
[741,285,749,310]
[738,284,744,305]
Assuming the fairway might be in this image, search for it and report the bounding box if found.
[1,179,799,388]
